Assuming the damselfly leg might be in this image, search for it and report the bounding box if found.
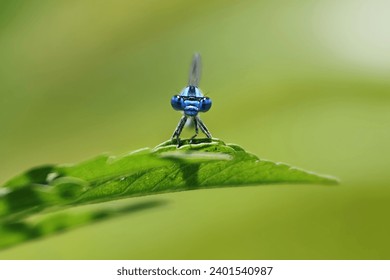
[172,115,187,146]
[196,116,212,139]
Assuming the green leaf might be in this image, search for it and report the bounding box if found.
[0,139,337,249]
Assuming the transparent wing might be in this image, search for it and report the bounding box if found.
[188,53,201,87]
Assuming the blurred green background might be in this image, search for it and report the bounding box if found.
[0,0,389,259]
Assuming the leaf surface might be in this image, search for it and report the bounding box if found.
[0,139,337,249]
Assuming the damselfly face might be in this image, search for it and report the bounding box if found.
[171,85,212,116]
